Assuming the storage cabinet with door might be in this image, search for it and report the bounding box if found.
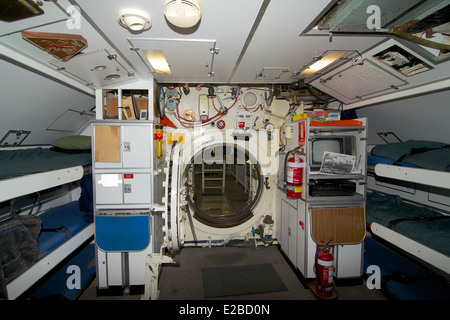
[278,118,367,284]
[93,123,153,206]
[93,121,156,290]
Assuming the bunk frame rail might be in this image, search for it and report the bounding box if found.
[374,164,450,190]
[370,221,450,275]
[0,165,84,203]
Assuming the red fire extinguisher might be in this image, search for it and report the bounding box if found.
[314,244,335,299]
[286,153,304,198]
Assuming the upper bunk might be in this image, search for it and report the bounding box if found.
[368,139,450,189]
[0,135,92,203]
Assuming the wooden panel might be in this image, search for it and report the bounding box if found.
[311,207,365,245]
[104,97,118,118]
[94,126,120,162]
[21,31,88,62]
[122,97,148,120]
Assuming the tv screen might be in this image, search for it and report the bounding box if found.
[312,139,341,163]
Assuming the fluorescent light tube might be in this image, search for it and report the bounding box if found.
[144,50,172,75]
[300,51,347,76]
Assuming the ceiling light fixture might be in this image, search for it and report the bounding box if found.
[118,9,151,33]
[105,74,120,80]
[164,0,201,28]
[143,50,172,75]
[298,51,348,76]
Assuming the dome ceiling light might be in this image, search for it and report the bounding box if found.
[164,0,201,28]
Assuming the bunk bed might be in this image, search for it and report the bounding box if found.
[0,136,95,299]
[365,140,450,299]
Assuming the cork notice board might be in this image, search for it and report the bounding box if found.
[311,207,365,245]
[94,126,120,162]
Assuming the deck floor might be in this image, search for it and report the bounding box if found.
[79,245,387,300]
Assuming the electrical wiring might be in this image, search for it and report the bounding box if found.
[242,104,261,113]
[174,85,238,128]
[264,84,275,106]
[158,84,183,119]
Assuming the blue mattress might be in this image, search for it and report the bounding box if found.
[0,147,92,180]
[364,237,450,300]
[29,244,96,300]
[38,201,92,257]
[367,155,418,168]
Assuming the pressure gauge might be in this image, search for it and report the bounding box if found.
[265,122,274,141]
[184,109,195,121]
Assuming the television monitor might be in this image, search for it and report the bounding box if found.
[310,136,356,169]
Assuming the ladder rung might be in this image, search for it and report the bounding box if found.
[204,178,224,181]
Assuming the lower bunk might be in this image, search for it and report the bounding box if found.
[2,200,94,300]
[364,191,450,300]
[364,237,450,300]
[27,243,96,300]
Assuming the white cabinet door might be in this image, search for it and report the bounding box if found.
[280,199,298,267]
[280,200,289,254]
[95,173,152,204]
[122,126,151,168]
[95,174,123,204]
[335,244,363,278]
[287,204,298,266]
[123,173,151,204]
[94,124,152,169]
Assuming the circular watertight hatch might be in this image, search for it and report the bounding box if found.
[184,143,263,228]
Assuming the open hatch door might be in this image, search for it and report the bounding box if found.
[163,142,188,252]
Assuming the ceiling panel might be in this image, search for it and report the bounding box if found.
[71,0,264,83]
[49,48,135,87]
[0,1,67,37]
[229,0,384,84]
[320,59,408,101]
[129,38,216,82]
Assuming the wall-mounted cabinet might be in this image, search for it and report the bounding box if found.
[101,89,149,121]
[95,80,155,122]
[94,124,152,169]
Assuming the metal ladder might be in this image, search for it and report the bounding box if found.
[201,157,226,194]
